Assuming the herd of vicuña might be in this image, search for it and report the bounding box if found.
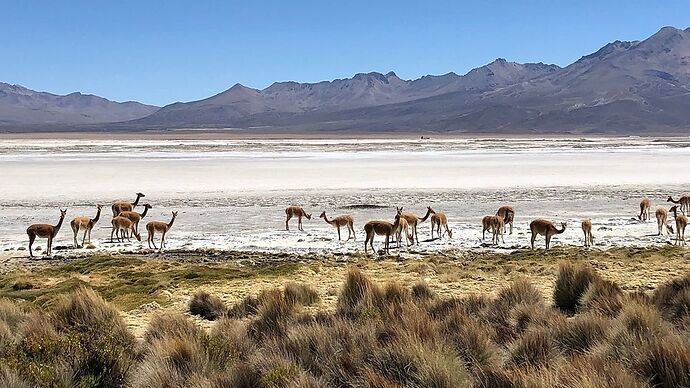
[26,193,178,256]
[25,193,689,257]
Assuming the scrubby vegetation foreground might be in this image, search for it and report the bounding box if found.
[1,263,690,387]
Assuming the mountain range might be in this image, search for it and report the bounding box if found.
[2,26,690,134]
[0,83,157,126]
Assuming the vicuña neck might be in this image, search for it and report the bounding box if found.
[420,208,433,222]
[92,207,102,224]
[54,215,65,235]
[140,206,150,218]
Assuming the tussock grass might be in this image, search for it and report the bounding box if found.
[411,280,436,302]
[553,261,602,314]
[0,254,689,386]
[188,290,226,320]
[142,312,202,347]
[580,278,624,316]
[283,282,320,306]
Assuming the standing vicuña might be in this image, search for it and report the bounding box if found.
[581,218,593,247]
[111,216,141,243]
[27,209,67,257]
[669,206,687,246]
[112,192,145,216]
[400,206,435,244]
[394,215,413,248]
[481,215,504,245]
[638,198,651,221]
[147,211,178,250]
[655,207,674,236]
[364,207,402,255]
[285,206,311,231]
[319,211,355,241]
[496,205,515,234]
[70,205,102,248]
[667,195,690,215]
[117,204,152,237]
[530,219,566,250]
[430,212,452,239]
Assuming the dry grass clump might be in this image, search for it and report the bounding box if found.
[553,261,602,314]
[580,278,624,316]
[283,282,320,306]
[248,289,296,340]
[188,290,226,320]
[0,288,135,387]
[336,267,384,319]
[411,280,436,302]
[142,312,202,347]
[227,293,261,318]
[653,273,690,327]
[227,283,319,321]
[1,260,690,386]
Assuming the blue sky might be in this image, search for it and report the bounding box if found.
[2,1,688,106]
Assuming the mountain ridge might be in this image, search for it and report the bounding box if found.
[2,26,690,134]
[0,82,159,126]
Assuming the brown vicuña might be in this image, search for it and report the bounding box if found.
[27,208,67,257]
[638,197,651,221]
[112,192,145,216]
[669,205,687,246]
[430,212,452,239]
[70,204,102,248]
[529,219,567,250]
[400,206,435,244]
[655,207,674,236]
[394,215,414,248]
[319,211,355,241]
[364,207,402,255]
[111,216,140,243]
[667,195,690,215]
[147,211,178,250]
[496,205,515,234]
[285,206,311,231]
[581,218,593,247]
[118,204,152,236]
[483,215,504,245]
